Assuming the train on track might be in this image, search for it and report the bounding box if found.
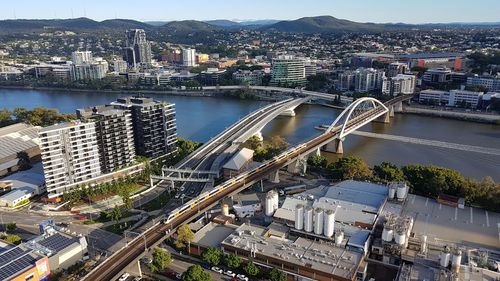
[163,143,308,225]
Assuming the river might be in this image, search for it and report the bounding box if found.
[1,88,499,180]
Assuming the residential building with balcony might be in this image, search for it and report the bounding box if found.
[38,121,101,198]
[111,97,178,158]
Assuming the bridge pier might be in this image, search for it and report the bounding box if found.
[287,156,307,175]
[389,105,395,117]
[315,147,321,157]
[394,101,403,112]
[269,170,280,183]
[323,138,344,154]
[279,108,296,117]
[374,112,390,123]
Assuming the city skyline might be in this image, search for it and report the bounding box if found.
[1,0,500,24]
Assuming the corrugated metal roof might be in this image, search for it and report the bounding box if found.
[222,148,254,171]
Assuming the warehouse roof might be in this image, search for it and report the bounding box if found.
[0,123,40,160]
[222,148,254,171]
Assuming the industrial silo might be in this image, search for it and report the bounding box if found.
[265,192,275,216]
[304,206,313,232]
[314,208,324,235]
[295,204,304,230]
[323,209,335,237]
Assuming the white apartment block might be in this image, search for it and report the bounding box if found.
[382,74,416,96]
[419,89,483,107]
[182,48,197,67]
[354,68,386,93]
[39,121,101,198]
[270,55,306,87]
[71,51,93,65]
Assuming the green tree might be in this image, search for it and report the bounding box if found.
[308,154,328,168]
[0,109,13,127]
[3,234,21,245]
[148,247,172,273]
[202,247,222,266]
[402,165,467,197]
[223,253,242,269]
[110,205,122,223]
[16,151,32,171]
[175,224,194,248]
[269,268,286,281]
[5,222,17,232]
[243,261,259,276]
[328,156,372,180]
[373,162,405,183]
[243,135,262,150]
[181,264,211,281]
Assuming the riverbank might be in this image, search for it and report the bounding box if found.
[0,85,278,101]
[402,106,500,125]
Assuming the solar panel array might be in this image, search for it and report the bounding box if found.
[0,246,40,280]
[38,233,77,252]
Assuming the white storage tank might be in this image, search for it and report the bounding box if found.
[382,223,394,242]
[335,230,344,246]
[394,228,406,245]
[421,235,427,253]
[452,249,462,268]
[323,209,335,237]
[295,204,304,230]
[265,192,275,216]
[388,187,396,200]
[440,246,451,267]
[396,183,407,201]
[304,206,313,232]
[221,203,229,216]
[272,190,279,209]
[314,208,324,235]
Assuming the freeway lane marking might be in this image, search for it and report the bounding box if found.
[485,211,490,227]
[470,207,473,224]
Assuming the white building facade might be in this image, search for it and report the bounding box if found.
[39,121,102,198]
[182,48,197,67]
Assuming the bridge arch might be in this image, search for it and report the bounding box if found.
[326,97,388,139]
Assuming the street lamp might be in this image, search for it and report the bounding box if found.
[125,230,147,251]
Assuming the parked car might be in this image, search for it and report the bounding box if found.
[224,270,236,277]
[211,266,223,274]
[118,272,130,281]
[132,277,142,281]
[175,273,182,280]
[140,257,152,264]
[237,274,248,281]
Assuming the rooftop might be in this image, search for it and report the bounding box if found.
[222,148,254,171]
[0,245,47,281]
[403,194,500,250]
[0,123,40,160]
[221,223,363,280]
[192,223,238,248]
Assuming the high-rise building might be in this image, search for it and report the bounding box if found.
[182,48,197,67]
[270,55,306,87]
[70,58,109,81]
[336,71,356,91]
[71,51,93,65]
[387,62,409,78]
[113,59,128,73]
[382,74,416,96]
[39,121,102,198]
[123,29,152,68]
[353,68,386,93]
[77,106,136,173]
[111,97,178,158]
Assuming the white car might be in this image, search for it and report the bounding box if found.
[224,270,236,277]
[237,274,248,281]
[211,266,223,274]
[175,194,180,199]
[118,272,130,281]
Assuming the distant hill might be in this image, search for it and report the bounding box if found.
[160,20,220,33]
[261,16,408,33]
[144,21,170,26]
[239,19,280,26]
[204,20,241,28]
[0,17,151,32]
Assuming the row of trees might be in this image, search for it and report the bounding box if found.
[0,107,75,128]
[62,175,139,208]
[308,155,500,212]
[201,247,285,281]
[243,135,289,162]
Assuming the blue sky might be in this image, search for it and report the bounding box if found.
[1,0,499,23]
